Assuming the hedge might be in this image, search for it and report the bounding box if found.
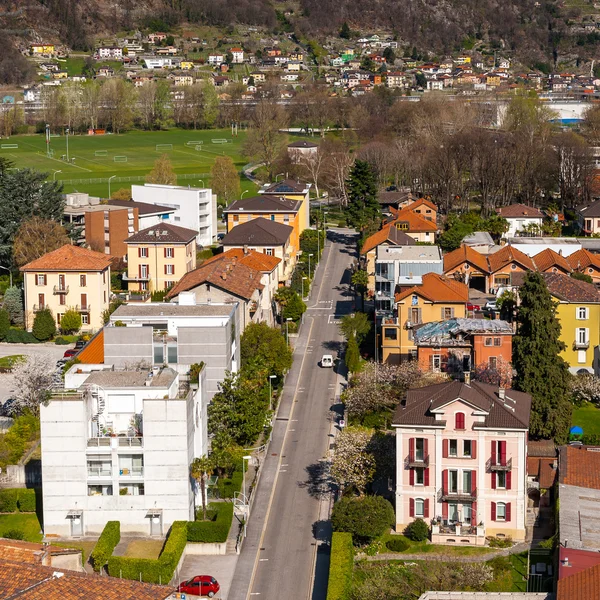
[4,329,39,344]
[0,489,18,513]
[17,489,36,512]
[90,521,120,572]
[217,470,243,499]
[107,521,187,584]
[326,532,354,600]
[188,502,233,543]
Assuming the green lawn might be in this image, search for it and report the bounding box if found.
[572,402,600,437]
[123,539,164,559]
[0,513,43,542]
[379,534,496,557]
[0,355,24,369]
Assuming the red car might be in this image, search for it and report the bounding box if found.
[178,575,220,597]
[466,302,481,312]
[63,349,78,358]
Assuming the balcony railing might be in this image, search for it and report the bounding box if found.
[33,304,46,312]
[53,285,69,294]
[486,457,513,471]
[88,437,143,448]
[119,467,144,477]
[574,340,590,349]
[405,453,429,468]
[122,273,151,282]
[87,466,112,477]
[438,487,478,502]
[75,304,91,313]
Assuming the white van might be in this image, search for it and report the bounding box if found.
[321,355,334,368]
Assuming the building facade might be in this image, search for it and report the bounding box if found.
[258,179,311,233]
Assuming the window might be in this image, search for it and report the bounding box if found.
[384,328,397,340]
[270,214,275,221]
[59,294,66,306]
[432,355,441,372]
[410,307,422,324]
[153,345,164,364]
[165,247,174,258]
[36,274,47,286]
[82,314,89,325]
[284,215,290,223]
[88,484,113,496]
[448,502,459,522]
[577,307,589,320]
[449,440,458,457]
[396,221,409,230]
[140,265,149,278]
[449,470,458,493]
[496,502,506,521]
[80,274,87,287]
[38,293,45,309]
[577,328,589,346]
[165,281,174,289]
[167,345,178,364]
[165,264,175,275]
[463,440,472,457]
[57,313,62,324]
[497,471,507,489]
[415,498,424,517]
[443,307,454,319]
[493,337,502,346]
[414,468,424,485]
[455,412,465,430]
[489,357,498,370]
[462,470,472,493]
[233,214,239,222]
[139,247,148,258]
[265,248,274,256]
[511,264,517,270]
[484,337,493,347]
[141,282,148,291]
[415,438,424,461]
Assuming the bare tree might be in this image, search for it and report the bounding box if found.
[322,139,354,205]
[13,217,70,268]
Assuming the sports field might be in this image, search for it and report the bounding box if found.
[0,129,256,197]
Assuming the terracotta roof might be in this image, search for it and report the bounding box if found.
[560,445,600,490]
[125,222,198,244]
[558,561,600,600]
[487,245,536,273]
[212,248,280,272]
[21,245,112,272]
[106,199,175,216]
[532,248,572,273]
[395,272,469,304]
[221,217,293,246]
[225,196,301,213]
[166,251,265,301]
[567,248,600,271]
[77,330,104,364]
[443,244,490,273]
[528,439,557,458]
[497,203,544,219]
[559,547,600,580]
[389,208,438,233]
[360,225,416,254]
[0,538,80,565]
[393,380,531,429]
[408,198,437,212]
[544,272,600,303]
[262,179,310,194]
[0,557,173,599]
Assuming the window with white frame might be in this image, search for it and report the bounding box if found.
[496,502,506,520]
[81,314,89,325]
[577,307,589,320]
[577,328,589,346]
[415,498,424,517]
[165,247,174,258]
[497,471,507,489]
[165,264,175,275]
[432,355,441,372]
[414,467,424,485]
[139,247,148,258]
[448,470,458,493]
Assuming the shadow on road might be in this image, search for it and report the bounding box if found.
[311,520,332,600]
[299,460,331,499]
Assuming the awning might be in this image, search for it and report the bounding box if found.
[145,509,162,519]
[66,510,83,519]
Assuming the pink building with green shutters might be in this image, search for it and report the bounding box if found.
[393,380,531,544]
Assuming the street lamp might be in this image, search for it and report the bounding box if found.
[285,317,292,345]
[108,175,116,199]
[268,374,277,410]
[52,170,62,181]
[65,127,70,162]
[308,253,314,279]
[198,179,205,188]
[241,190,249,199]
[275,172,284,182]
[302,276,308,300]
[0,265,12,287]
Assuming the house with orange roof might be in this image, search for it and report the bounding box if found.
[443,244,491,292]
[567,248,600,283]
[532,248,572,275]
[406,198,437,222]
[20,245,111,332]
[487,245,536,292]
[381,272,468,364]
[389,207,438,243]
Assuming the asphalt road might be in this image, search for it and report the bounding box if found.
[230,229,357,600]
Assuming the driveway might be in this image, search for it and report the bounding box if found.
[175,554,238,599]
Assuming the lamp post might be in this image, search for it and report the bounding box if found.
[308,253,314,279]
[108,175,116,199]
[52,169,62,181]
[241,190,249,199]
[65,127,70,162]
[268,374,277,410]
[242,454,252,536]
[0,265,12,287]
[285,317,292,345]
[302,276,307,300]
[198,179,205,188]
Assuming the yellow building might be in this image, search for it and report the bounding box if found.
[381,273,468,364]
[543,272,600,374]
[20,245,111,332]
[180,61,194,70]
[258,179,312,234]
[124,223,197,292]
[31,44,55,54]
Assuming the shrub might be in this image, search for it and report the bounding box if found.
[187,502,234,543]
[538,534,556,549]
[107,521,187,584]
[216,469,243,499]
[337,220,347,228]
[0,414,40,468]
[405,518,429,542]
[488,535,513,548]
[385,536,410,552]
[60,309,81,335]
[0,309,10,341]
[331,496,394,542]
[189,362,205,384]
[3,286,23,325]
[4,329,39,343]
[17,489,36,512]
[326,532,353,600]
[90,521,121,572]
[3,528,24,540]
[0,489,19,512]
[54,336,70,345]
[32,308,55,341]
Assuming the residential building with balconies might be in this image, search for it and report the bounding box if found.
[393,380,531,545]
[41,363,207,537]
[21,245,111,332]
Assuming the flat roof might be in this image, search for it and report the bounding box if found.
[507,237,581,245]
[559,480,600,550]
[111,302,236,319]
[376,245,443,261]
[64,204,128,214]
[85,368,177,389]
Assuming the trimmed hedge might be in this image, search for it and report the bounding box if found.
[90,521,121,572]
[217,470,243,499]
[188,502,233,543]
[4,329,39,344]
[385,536,410,552]
[107,521,187,584]
[0,489,18,513]
[17,489,36,512]
[326,532,354,600]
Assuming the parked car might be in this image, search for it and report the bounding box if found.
[63,349,78,358]
[466,302,481,312]
[485,300,498,312]
[74,339,86,350]
[320,354,334,368]
[178,575,220,598]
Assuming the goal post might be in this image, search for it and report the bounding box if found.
[155,144,173,151]
[0,144,18,149]
[185,141,203,147]
[114,156,128,162]
[94,150,108,156]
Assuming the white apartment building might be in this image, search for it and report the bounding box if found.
[41,364,208,536]
[97,47,123,59]
[132,184,217,247]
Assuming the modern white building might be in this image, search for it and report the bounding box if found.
[132,184,217,247]
[142,56,180,69]
[97,47,123,59]
[41,364,208,536]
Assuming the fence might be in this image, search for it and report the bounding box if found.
[58,172,211,186]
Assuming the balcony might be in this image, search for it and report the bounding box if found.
[33,304,46,312]
[88,437,143,448]
[438,487,478,502]
[122,273,151,282]
[119,467,144,477]
[574,340,590,350]
[487,457,513,472]
[53,285,69,294]
[75,304,91,313]
[405,453,429,468]
[87,466,112,477]
[431,521,486,546]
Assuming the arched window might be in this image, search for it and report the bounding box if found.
[455,412,465,430]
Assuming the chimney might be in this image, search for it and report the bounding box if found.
[464,372,471,385]
[244,244,249,255]
[499,388,505,399]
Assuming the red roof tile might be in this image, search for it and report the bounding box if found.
[487,245,536,272]
[443,244,490,273]
[360,225,416,254]
[395,272,469,304]
[21,245,112,272]
[560,445,600,490]
[567,248,600,271]
[558,560,600,600]
[390,208,438,233]
[533,248,572,273]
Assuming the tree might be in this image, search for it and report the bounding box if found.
[340,312,371,345]
[339,21,351,39]
[2,286,23,325]
[345,335,361,374]
[274,288,307,322]
[497,290,517,322]
[351,269,369,311]
[211,156,241,206]
[190,456,214,521]
[383,47,396,64]
[137,80,171,130]
[110,188,132,201]
[346,160,380,230]
[331,427,376,495]
[202,81,219,128]
[10,354,56,416]
[32,307,56,341]
[146,154,177,185]
[513,272,572,443]
[13,217,70,268]
[331,496,395,542]
[405,518,429,541]
[60,308,82,335]
[570,373,600,406]
[0,308,9,341]
[240,322,293,376]
[100,78,137,133]
[473,357,513,388]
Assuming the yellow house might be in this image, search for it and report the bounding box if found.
[31,44,55,54]
[382,273,468,364]
[20,245,111,332]
[180,61,194,70]
[542,273,600,374]
[124,223,197,292]
[258,179,312,234]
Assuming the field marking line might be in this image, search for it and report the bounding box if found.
[36,152,92,172]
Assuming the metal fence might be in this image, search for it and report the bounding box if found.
[59,172,211,186]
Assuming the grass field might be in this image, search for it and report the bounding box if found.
[0,513,43,542]
[1,128,258,198]
[572,401,600,437]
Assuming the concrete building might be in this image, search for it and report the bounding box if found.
[131,184,217,247]
[41,364,207,536]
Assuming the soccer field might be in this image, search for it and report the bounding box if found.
[0,129,253,197]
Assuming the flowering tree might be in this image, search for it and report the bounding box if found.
[570,373,600,406]
[10,354,56,416]
[473,357,514,388]
[331,427,376,495]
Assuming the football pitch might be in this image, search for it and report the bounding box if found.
[0,129,253,197]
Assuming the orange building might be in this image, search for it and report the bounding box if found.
[567,248,600,283]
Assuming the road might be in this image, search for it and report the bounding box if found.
[229,228,357,600]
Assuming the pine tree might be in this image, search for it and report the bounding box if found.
[32,307,56,341]
[513,272,572,443]
[339,22,351,39]
[2,286,23,325]
[346,160,379,230]
[0,308,9,341]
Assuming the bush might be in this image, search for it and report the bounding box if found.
[385,536,410,552]
[216,469,243,499]
[189,362,205,384]
[0,414,40,469]
[538,534,556,549]
[17,489,36,512]
[90,521,121,572]
[187,502,234,543]
[405,518,429,542]
[0,309,10,341]
[0,489,19,512]
[4,329,39,343]
[60,309,81,335]
[32,308,55,341]
[3,528,25,540]
[107,521,187,584]
[3,286,24,325]
[337,220,347,228]
[331,496,394,542]
[54,336,70,345]
[326,532,353,600]
[488,535,513,548]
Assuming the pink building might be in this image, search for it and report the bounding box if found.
[393,380,531,544]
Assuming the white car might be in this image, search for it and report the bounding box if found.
[321,355,334,368]
[485,300,498,311]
